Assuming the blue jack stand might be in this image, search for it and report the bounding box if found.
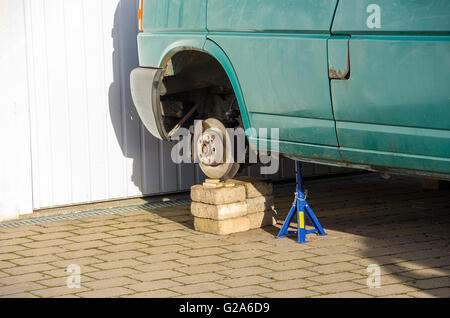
[277,161,327,243]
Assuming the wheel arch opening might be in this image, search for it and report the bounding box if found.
[158,49,244,138]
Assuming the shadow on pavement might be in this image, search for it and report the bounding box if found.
[270,174,450,297]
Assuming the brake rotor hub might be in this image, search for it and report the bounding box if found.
[197,129,224,166]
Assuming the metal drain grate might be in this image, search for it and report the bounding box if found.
[0,199,191,228]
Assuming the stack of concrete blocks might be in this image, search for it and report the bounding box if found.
[190,176,276,235]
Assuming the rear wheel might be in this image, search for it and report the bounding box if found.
[194,118,240,180]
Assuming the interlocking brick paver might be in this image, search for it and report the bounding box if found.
[262,278,318,291]
[178,292,224,298]
[220,275,273,288]
[217,285,273,297]
[28,232,74,241]
[262,259,316,271]
[58,249,107,260]
[37,225,80,233]
[15,246,67,257]
[31,285,89,298]
[221,249,271,260]
[313,291,373,298]
[219,257,274,269]
[70,226,117,235]
[51,257,104,267]
[85,268,141,280]
[140,244,189,254]
[146,230,198,240]
[83,277,138,290]
[0,231,39,240]
[0,238,33,247]
[169,282,227,295]
[180,247,229,257]
[9,254,62,266]
[63,240,110,251]
[172,272,224,285]
[177,255,228,266]
[408,277,450,290]
[0,245,28,254]
[151,223,187,232]
[306,246,358,256]
[134,260,184,272]
[136,252,189,263]
[0,253,21,261]
[37,276,92,288]
[0,272,52,285]
[103,235,149,245]
[180,239,229,249]
[308,253,360,265]
[108,227,156,237]
[262,251,317,262]
[100,242,148,253]
[260,288,319,298]
[65,233,114,243]
[175,263,229,275]
[22,239,73,249]
[309,281,365,294]
[91,259,144,270]
[42,265,98,278]
[309,262,363,274]
[94,250,146,262]
[262,269,317,281]
[222,242,273,252]
[219,266,273,278]
[0,282,44,296]
[408,288,450,298]
[398,268,449,279]
[0,292,38,298]
[145,238,188,247]
[130,269,185,282]
[353,274,414,286]
[308,272,364,284]
[110,221,157,229]
[76,220,120,228]
[76,287,134,298]
[357,283,419,297]
[0,261,15,270]
[123,289,179,298]
[0,226,42,233]
[3,263,55,276]
[126,279,182,292]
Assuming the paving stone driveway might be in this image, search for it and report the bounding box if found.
[0,174,449,298]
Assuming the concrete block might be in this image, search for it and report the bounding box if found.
[246,195,274,214]
[190,184,246,205]
[193,210,277,235]
[230,176,273,198]
[190,201,248,220]
[194,216,250,235]
[190,177,275,235]
[248,210,277,229]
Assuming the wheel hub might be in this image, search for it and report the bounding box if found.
[197,129,223,166]
[193,118,240,180]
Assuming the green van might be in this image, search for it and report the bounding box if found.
[131,0,450,180]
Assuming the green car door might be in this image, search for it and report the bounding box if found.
[207,0,342,162]
[331,0,450,174]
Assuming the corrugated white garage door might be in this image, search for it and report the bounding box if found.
[2,0,346,218]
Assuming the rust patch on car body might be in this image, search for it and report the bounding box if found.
[329,51,350,79]
[161,46,201,69]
